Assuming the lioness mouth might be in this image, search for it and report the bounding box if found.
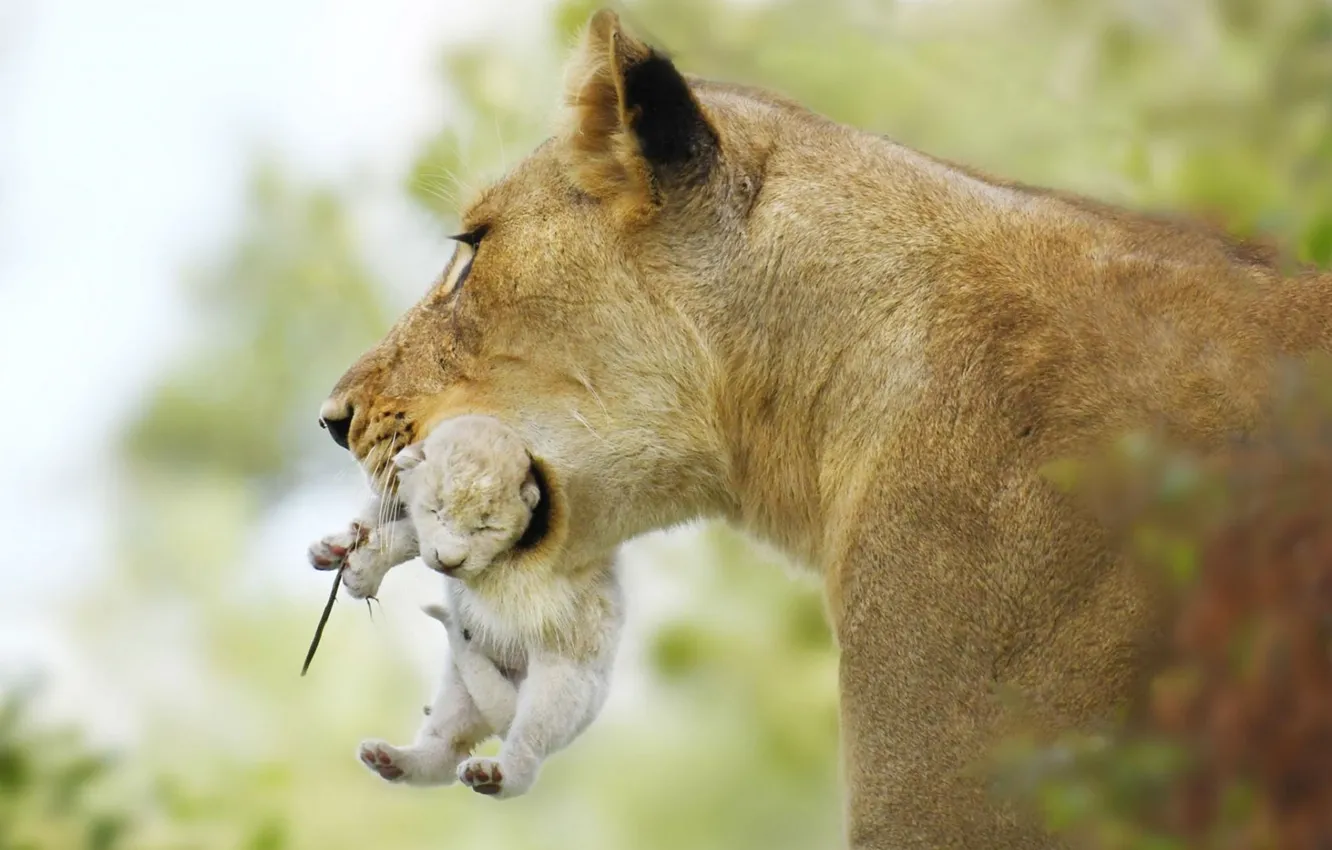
[513,457,552,551]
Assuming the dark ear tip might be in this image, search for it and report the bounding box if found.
[620,51,717,169]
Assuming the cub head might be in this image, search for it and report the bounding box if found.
[319,9,812,561]
[394,415,541,579]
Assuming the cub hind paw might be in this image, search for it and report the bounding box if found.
[458,756,504,795]
[458,756,533,798]
[358,739,406,782]
[357,738,461,787]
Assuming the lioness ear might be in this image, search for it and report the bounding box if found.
[393,443,426,471]
[563,9,718,215]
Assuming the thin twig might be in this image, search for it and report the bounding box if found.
[301,565,344,676]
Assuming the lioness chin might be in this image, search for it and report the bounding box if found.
[316,9,1332,848]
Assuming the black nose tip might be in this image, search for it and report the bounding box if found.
[320,411,352,450]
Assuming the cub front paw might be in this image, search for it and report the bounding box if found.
[357,739,407,782]
[341,547,389,599]
[308,523,370,571]
[308,532,353,571]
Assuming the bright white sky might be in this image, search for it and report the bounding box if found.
[0,0,561,725]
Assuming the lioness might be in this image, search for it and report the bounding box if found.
[315,9,1332,848]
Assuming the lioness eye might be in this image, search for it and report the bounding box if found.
[440,244,474,295]
[441,226,487,295]
[455,250,474,288]
[449,226,488,249]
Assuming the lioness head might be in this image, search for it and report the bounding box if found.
[320,9,826,561]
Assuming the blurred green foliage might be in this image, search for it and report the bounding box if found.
[124,161,391,496]
[26,0,1332,848]
[0,685,131,850]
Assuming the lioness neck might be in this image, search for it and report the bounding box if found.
[706,125,1017,561]
[698,115,1332,566]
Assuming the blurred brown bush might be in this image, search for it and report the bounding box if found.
[1153,375,1332,849]
[1001,365,1332,850]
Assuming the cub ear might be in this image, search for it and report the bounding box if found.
[519,472,541,513]
[563,9,718,216]
[393,443,426,472]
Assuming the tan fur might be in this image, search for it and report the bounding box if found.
[319,9,1332,848]
[561,9,655,220]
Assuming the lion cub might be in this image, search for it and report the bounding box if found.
[334,415,625,799]
[306,415,539,598]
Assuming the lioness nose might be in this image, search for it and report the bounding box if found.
[319,399,353,450]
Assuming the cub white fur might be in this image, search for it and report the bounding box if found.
[305,414,538,598]
[393,416,540,580]
[306,493,416,599]
[308,414,625,798]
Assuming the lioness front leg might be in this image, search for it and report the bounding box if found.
[839,629,1052,850]
[833,526,1058,849]
[833,466,1158,850]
